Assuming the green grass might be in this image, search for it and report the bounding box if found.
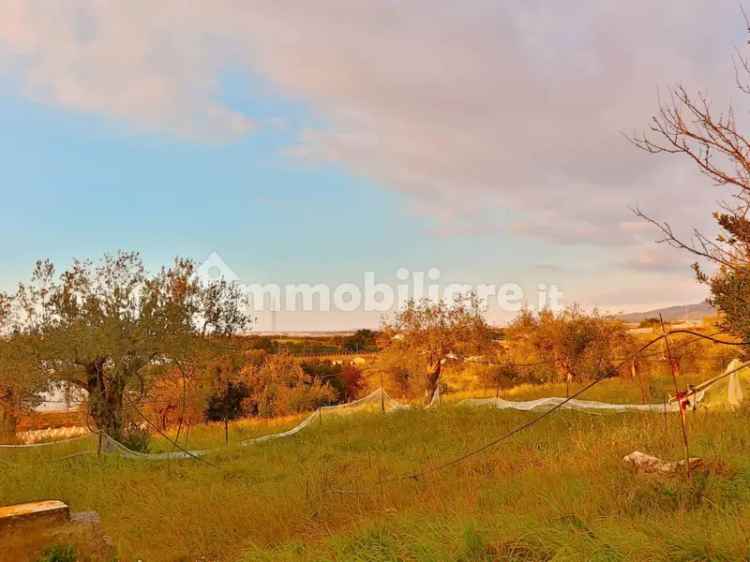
[36,544,78,562]
[2,375,749,561]
[145,413,310,454]
[444,363,714,405]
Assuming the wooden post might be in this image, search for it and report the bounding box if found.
[659,314,691,477]
[633,358,648,404]
[380,371,385,414]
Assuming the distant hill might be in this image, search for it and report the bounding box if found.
[617,302,715,323]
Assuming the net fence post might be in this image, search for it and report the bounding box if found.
[660,314,691,478]
[380,371,385,414]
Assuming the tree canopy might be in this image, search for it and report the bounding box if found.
[505,306,632,389]
[2,251,250,440]
[379,294,495,402]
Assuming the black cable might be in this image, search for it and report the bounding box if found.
[334,329,745,493]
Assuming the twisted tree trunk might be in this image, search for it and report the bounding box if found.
[86,359,126,440]
[425,360,442,405]
[0,403,18,444]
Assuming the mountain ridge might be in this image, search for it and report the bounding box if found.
[616,301,715,323]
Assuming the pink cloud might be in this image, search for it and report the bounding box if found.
[0,1,742,247]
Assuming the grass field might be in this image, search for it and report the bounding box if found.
[2,374,749,561]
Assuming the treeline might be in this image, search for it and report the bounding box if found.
[373,302,730,402]
[0,252,740,449]
[371,300,638,401]
[238,329,378,356]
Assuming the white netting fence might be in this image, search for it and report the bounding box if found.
[456,359,750,413]
[100,388,411,461]
[690,358,750,410]
[3,359,748,462]
[457,395,694,413]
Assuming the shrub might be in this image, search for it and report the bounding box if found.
[477,363,522,395]
[300,360,365,402]
[339,364,365,400]
[205,381,251,423]
[36,545,77,562]
[205,380,252,444]
[343,329,378,352]
[120,424,151,453]
[243,354,336,417]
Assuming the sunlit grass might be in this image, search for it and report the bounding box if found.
[2,372,749,561]
[441,368,710,405]
[148,413,310,453]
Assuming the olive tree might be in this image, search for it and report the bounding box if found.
[380,294,495,403]
[0,293,46,441]
[506,306,632,394]
[7,252,250,441]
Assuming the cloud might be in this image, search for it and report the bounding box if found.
[531,264,564,273]
[0,1,744,242]
[616,246,696,274]
[0,1,254,140]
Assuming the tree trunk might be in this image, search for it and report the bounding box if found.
[86,358,126,441]
[633,359,650,403]
[89,385,125,440]
[425,360,442,405]
[0,403,18,444]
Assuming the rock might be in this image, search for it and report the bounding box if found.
[623,450,704,474]
[70,511,101,525]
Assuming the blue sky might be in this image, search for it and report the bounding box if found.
[0,86,609,328]
[2,1,729,328]
[0,87,531,274]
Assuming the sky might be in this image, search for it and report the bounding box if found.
[0,1,745,329]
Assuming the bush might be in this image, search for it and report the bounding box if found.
[120,424,151,453]
[339,364,365,400]
[343,329,377,352]
[205,381,251,423]
[477,363,521,393]
[300,360,365,402]
[243,354,336,417]
[36,545,77,562]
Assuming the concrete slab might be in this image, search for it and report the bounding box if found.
[0,502,114,561]
[0,500,70,531]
